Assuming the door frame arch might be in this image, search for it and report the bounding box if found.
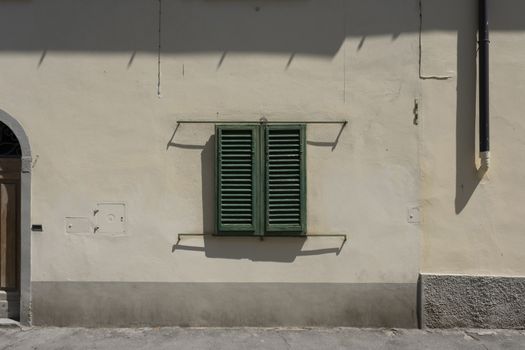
[0,109,31,325]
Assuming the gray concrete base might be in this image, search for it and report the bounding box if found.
[421,274,525,329]
[32,281,417,328]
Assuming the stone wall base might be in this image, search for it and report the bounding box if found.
[420,274,525,329]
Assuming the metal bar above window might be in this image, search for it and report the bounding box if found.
[176,120,347,126]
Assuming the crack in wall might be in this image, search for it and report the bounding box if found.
[342,0,347,104]
[157,0,162,97]
[418,0,452,81]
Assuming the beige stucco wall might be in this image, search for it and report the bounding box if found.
[0,0,523,290]
[0,0,421,286]
[420,0,525,276]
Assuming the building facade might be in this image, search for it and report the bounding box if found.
[0,0,524,328]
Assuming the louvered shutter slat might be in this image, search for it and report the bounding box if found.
[216,125,259,234]
[265,125,306,234]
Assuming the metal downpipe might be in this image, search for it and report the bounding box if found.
[479,0,490,169]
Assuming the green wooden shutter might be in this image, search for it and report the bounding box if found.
[264,124,306,234]
[216,125,259,235]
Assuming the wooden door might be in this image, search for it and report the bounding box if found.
[0,158,20,291]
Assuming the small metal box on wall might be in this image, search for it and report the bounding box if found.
[65,217,93,234]
[94,202,126,235]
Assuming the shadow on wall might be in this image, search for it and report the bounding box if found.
[422,0,493,213]
[0,0,422,54]
[173,237,309,263]
[4,0,525,211]
[1,0,524,55]
[454,4,484,214]
[434,0,488,214]
[167,127,346,262]
[172,234,346,262]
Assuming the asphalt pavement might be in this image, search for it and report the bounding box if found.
[0,326,524,349]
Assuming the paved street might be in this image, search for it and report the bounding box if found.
[0,327,524,349]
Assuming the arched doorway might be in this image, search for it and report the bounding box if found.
[0,110,30,324]
[0,121,21,321]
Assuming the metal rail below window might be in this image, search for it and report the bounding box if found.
[177,233,347,244]
[176,120,347,126]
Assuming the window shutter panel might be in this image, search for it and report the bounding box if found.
[216,125,259,235]
[264,124,306,234]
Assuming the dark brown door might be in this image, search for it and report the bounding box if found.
[0,158,20,293]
